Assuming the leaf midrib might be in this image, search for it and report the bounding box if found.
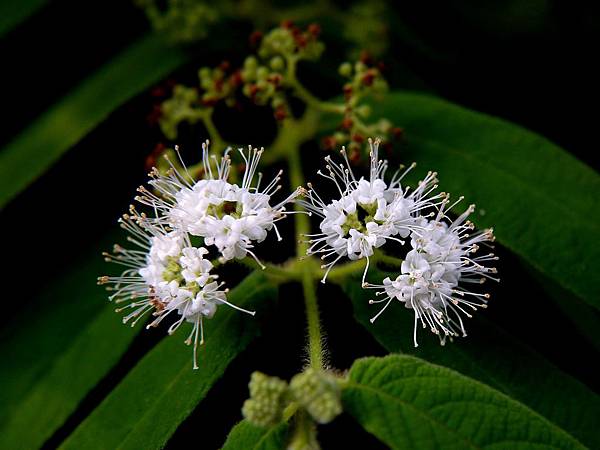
[349,357,585,449]
[345,379,480,449]
[252,424,286,450]
[346,378,584,450]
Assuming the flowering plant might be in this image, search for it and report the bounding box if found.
[2,4,598,450]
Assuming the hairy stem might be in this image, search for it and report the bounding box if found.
[287,129,324,370]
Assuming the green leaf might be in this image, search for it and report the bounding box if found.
[343,355,585,450]
[342,272,600,448]
[0,0,47,37]
[375,91,600,308]
[528,267,600,353]
[60,271,277,450]
[222,420,289,450]
[0,237,140,450]
[0,33,189,209]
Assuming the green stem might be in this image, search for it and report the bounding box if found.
[200,110,226,151]
[301,266,323,369]
[374,250,404,268]
[287,127,324,370]
[234,258,297,282]
[326,259,367,283]
[286,55,345,115]
[289,410,319,450]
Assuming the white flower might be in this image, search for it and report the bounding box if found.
[366,199,498,347]
[136,141,302,268]
[300,138,443,285]
[99,211,254,369]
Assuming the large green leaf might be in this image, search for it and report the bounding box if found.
[0,237,139,450]
[528,267,600,352]
[60,271,277,450]
[0,33,189,209]
[342,272,600,448]
[222,420,289,450]
[343,355,584,449]
[371,91,600,308]
[0,0,47,37]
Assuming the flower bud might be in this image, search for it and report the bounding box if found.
[338,62,352,78]
[270,56,285,71]
[290,369,342,424]
[242,372,289,427]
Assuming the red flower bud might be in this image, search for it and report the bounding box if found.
[201,97,219,107]
[349,149,361,164]
[321,136,336,150]
[359,51,373,65]
[219,60,231,72]
[145,143,166,171]
[352,133,364,143]
[392,127,404,140]
[249,30,263,46]
[362,71,375,86]
[150,86,166,98]
[274,106,287,121]
[307,23,321,36]
[230,70,243,87]
[343,84,353,99]
[146,104,162,125]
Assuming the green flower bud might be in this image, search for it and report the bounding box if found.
[256,79,268,89]
[242,372,289,427]
[245,55,258,68]
[270,56,285,71]
[356,104,371,118]
[354,61,367,74]
[377,118,392,133]
[258,47,269,59]
[290,369,342,424]
[338,62,353,78]
[333,132,347,143]
[256,66,270,81]
[271,95,285,109]
[198,67,211,81]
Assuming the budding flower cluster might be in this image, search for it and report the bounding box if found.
[322,55,402,158]
[159,85,200,140]
[153,22,399,150]
[242,372,289,427]
[99,141,299,369]
[290,369,342,424]
[135,0,219,43]
[242,369,342,428]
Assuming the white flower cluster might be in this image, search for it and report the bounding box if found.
[306,139,498,345]
[100,141,299,368]
[301,139,443,284]
[367,203,498,346]
[138,143,302,267]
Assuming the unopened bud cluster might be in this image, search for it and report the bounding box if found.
[150,22,400,160]
[321,56,402,160]
[135,0,219,42]
[242,372,289,427]
[290,368,342,424]
[242,368,342,428]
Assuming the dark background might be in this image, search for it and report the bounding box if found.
[1,1,598,448]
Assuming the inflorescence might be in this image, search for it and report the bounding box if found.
[100,138,497,368]
[99,141,299,369]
